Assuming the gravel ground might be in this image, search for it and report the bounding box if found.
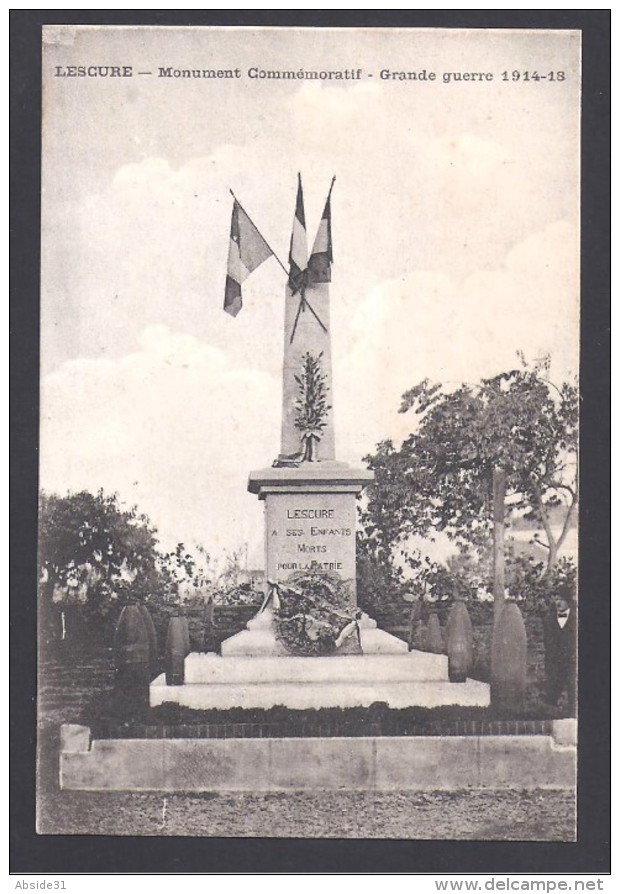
[38,787,575,840]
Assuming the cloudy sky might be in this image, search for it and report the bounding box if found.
[40,26,580,565]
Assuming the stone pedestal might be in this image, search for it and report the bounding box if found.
[248,461,374,602]
[221,606,288,657]
[150,651,490,710]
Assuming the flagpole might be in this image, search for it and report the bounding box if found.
[290,292,328,343]
[302,296,328,333]
[229,189,289,277]
[289,294,305,344]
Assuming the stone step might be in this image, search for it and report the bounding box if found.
[184,650,448,684]
[150,675,490,710]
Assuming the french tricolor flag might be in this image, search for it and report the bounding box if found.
[308,177,335,286]
[224,199,274,317]
[288,173,308,294]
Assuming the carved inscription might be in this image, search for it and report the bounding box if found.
[270,502,354,574]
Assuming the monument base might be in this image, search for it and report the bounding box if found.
[149,597,490,711]
[149,636,490,711]
[220,607,289,657]
[150,668,490,710]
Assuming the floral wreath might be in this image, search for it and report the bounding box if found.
[273,569,355,656]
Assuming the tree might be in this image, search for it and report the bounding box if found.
[38,489,186,641]
[361,358,577,577]
[356,533,406,615]
[442,543,576,612]
[183,543,263,606]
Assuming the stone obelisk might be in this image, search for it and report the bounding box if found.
[280,278,335,461]
[248,177,372,602]
[280,174,335,461]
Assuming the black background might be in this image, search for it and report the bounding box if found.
[10,8,611,876]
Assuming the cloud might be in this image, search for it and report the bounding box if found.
[42,101,577,381]
[334,220,578,456]
[292,80,381,120]
[41,149,293,378]
[40,216,578,564]
[422,133,520,216]
[40,324,280,563]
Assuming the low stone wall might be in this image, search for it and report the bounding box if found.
[60,721,576,793]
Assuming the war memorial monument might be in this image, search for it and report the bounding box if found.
[58,177,576,796]
[149,178,489,712]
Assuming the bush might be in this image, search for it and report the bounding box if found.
[212,582,264,607]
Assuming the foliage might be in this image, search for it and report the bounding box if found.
[38,489,190,640]
[362,358,578,574]
[274,570,354,656]
[356,519,404,613]
[208,546,246,590]
[356,529,447,615]
[434,546,577,614]
[506,554,576,612]
[294,351,332,439]
[356,552,404,616]
[141,701,546,728]
[163,542,195,587]
[184,544,263,606]
[213,581,264,607]
[39,490,268,648]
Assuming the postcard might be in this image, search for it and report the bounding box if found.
[37,24,581,842]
